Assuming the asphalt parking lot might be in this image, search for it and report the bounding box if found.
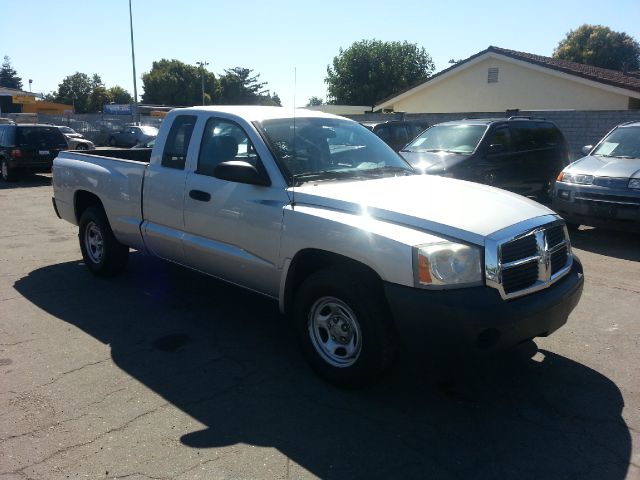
[1,175,639,480]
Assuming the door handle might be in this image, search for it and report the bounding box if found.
[189,189,211,202]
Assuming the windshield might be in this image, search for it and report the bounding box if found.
[257,117,414,184]
[403,124,487,154]
[59,127,75,134]
[593,126,640,159]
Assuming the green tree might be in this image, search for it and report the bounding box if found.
[216,67,279,105]
[89,85,112,112]
[0,56,23,89]
[141,59,217,106]
[553,24,640,71]
[108,85,133,104]
[325,40,435,106]
[307,96,324,106]
[55,72,95,113]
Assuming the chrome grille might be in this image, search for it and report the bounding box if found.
[485,218,573,300]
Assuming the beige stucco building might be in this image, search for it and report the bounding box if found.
[375,46,640,113]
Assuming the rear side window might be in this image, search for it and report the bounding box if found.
[161,115,197,170]
[16,127,67,148]
[511,122,561,152]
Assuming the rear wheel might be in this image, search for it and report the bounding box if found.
[293,268,396,387]
[76,143,88,150]
[1,159,17,182]
[79,206,129,276]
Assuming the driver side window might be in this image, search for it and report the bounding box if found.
[197,118,260,177]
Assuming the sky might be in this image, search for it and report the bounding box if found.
[3,0,640,108]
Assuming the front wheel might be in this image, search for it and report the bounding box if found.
[293,268,396,387]
[79,206,129,276]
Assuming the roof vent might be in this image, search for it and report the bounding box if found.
[488,67,499,83]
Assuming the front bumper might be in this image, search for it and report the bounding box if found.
[552,183,640,231]
[384,257,584,359]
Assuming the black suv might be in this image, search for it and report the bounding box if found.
[400,117,569,201]
[0,124,68,181]
[361,120,428,152]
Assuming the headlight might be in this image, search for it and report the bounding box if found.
[558,172,594,185]
[415,242,483,288]
[629,178,640,190]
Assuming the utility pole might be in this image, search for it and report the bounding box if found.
[129,0,140,124]
[196,61,209,105]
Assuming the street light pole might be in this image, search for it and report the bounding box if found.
[128,0,139,124]
[196,61,209,105]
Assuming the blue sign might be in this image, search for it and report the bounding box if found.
[103,104,132,115]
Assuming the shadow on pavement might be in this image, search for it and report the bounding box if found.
[14,254,632,479]
[0,174,51,190]
[570,227,640,262]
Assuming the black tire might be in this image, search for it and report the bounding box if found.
[78,206,129,277]
[293,268,396,387]
[566,222,580,231]
[76,143,88,150]
[537,180,553,204]
[1,158,17,182]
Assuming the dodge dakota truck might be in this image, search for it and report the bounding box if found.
[52,106,584,386]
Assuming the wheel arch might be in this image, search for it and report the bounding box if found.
[74,190,105,224]
[281,248,387,317]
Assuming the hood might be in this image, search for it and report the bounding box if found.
[568,155,640,178]
[399,150,469,173]
[291,175,554,245]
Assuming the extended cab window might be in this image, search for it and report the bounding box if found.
[197,118,259,177]
[161,115,197,170]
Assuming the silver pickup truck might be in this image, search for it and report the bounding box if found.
[52,106,584,386]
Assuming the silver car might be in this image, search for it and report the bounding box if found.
[57,126,95,150]
[553,121,640,232]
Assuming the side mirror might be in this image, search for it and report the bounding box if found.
[581,145,593,156]
[488,143,506,155]
[214,160,271,186]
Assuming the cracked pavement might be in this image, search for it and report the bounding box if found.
[0,175,639,479]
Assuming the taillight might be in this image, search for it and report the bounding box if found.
[10,148,23,158]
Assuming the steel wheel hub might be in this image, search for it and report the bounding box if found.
[85,221,104,264]
[308,296,362,368]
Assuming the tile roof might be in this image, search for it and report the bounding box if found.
[376,46,640,107]
[488,46,640,94]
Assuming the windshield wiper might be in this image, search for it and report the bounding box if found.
[358,165,415,177]
[597,154,638,159]
[292,169,364,185]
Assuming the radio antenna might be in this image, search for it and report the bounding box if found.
[291,67,297,208]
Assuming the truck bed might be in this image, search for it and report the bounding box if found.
[82,148,152,163]
[52,149,150,251]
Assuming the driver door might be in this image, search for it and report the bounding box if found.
[182,117,287,297]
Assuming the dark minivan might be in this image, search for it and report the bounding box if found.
[361,120,428,152]
[400,117,569,201]
[0,124,68,181]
